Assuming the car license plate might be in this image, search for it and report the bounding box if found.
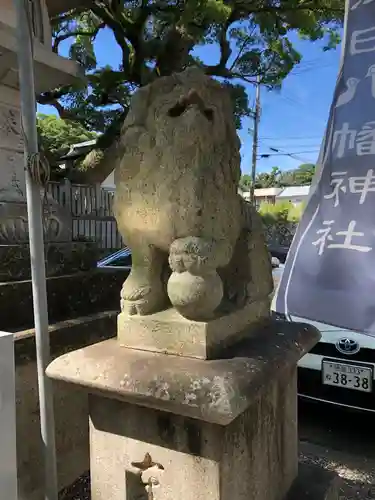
[322,360,372,393]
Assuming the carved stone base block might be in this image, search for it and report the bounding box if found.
[88,382,296,500]
[0,197,72,244]
[47,321,321,500]
[117,299,270,359]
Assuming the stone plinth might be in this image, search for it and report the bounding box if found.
[117,299,270,359]
[47,320,325,500]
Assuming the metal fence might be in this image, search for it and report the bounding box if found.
[47,180,123,249]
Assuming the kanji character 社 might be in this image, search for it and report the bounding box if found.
[312,221,335,255]
[329,220,372,253]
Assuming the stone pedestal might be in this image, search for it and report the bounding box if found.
[46,320,339,500]
[117,299,270,359]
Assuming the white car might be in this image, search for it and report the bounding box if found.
[271,265,375,412]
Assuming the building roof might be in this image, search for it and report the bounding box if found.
[277,186,310,198]
[254,188,283,197]
[59,139,97,161]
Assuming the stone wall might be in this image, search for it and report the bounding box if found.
[15,311,117,500]
[262,220,297,248]
[0,242,99,282]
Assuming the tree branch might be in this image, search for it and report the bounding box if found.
[229,1,343,15]
[52,23,105,53]
[203,6,241,76]
[50,9,86,26]
[38,98,77,121]
[90,4,141,83]
[37,86,73,105]
[229,30,256,72]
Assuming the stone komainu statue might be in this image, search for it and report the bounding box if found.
[112,67,273,321]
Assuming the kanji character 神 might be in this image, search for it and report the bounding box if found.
[324,172,347,207]
[349,168,375,204]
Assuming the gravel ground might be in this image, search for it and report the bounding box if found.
[59,473,90,500]
[59,445,375,500]
[300,442,375,499]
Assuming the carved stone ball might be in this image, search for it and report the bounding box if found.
[167,271,223,320]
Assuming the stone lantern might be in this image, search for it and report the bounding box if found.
[0,0,83,243]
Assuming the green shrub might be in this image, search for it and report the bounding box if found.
[259,201,301,224]
[259,201,303,246]
[287,202,305,222]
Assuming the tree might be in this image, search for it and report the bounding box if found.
[41,1,343,180]
[239,174,252,190]
[37,113,97,156]
[254,166,281,188]
[279,163,315,186]
[37,113,97,179]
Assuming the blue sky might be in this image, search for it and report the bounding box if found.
[39,28,342,175]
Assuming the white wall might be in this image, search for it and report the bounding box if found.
[101,170,115,191]
[280,196,307,207]
[0,331,17,500]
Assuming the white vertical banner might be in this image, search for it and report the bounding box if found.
[275,0,375,335]
[0,331,17,499]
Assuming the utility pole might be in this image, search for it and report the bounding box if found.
[13,1,58,499]
[250,75,261,205]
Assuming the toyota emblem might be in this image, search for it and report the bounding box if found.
[336,338,360,356]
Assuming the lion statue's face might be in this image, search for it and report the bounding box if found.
[115,68,241,187]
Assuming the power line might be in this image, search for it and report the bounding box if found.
[261,144,321,149]
[260,135,322,140]
[257,139,319,163]
[290,61,335,76]
[258,150,319,157]
[274,92,328,127]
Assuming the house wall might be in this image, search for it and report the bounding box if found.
[101,170,115,191]
[277,195,307,207]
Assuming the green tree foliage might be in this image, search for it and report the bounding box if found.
[37,113,97,178]
[239,173,252,190]
[40,0,343,178]
[240,163,316,189]
[279,163,315,186]
[254,166,281,188]
[37,113,97,156]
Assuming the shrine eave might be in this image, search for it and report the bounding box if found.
[0,27,83,94]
